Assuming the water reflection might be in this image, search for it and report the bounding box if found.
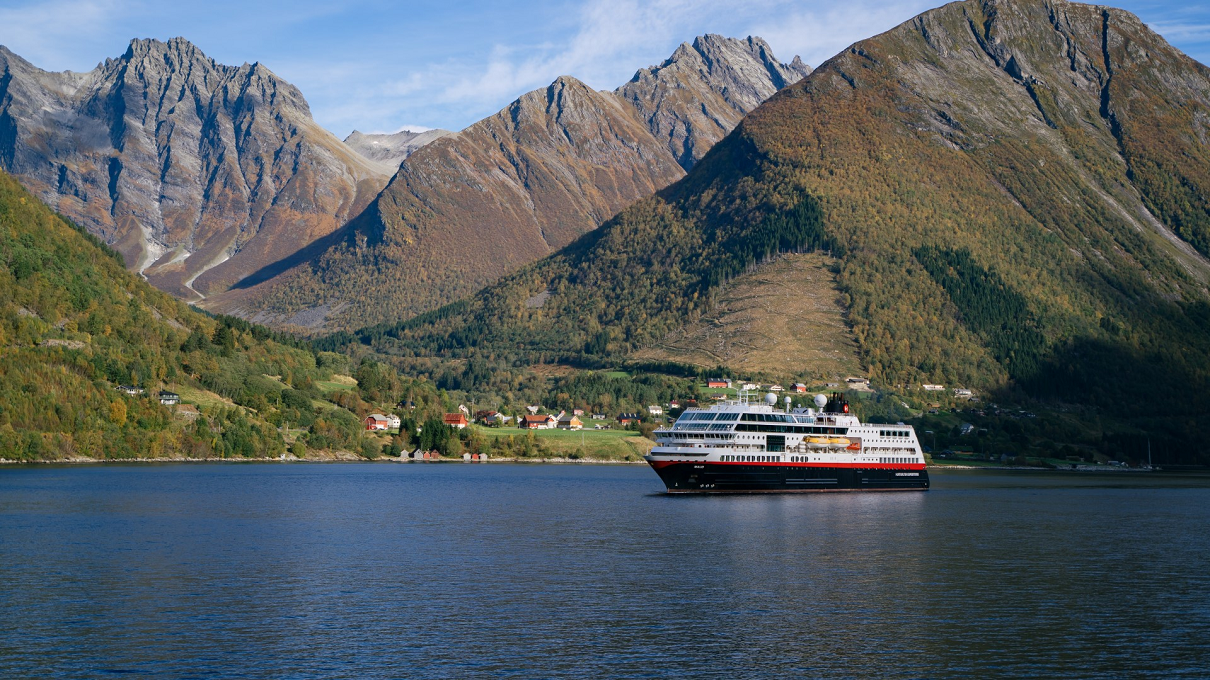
[0,464,1206,677]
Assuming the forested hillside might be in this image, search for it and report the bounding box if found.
[0,170,448,461]
[330,0,1210,462]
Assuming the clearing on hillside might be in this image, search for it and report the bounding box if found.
[631,253,862,378]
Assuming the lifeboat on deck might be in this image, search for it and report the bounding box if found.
[807,437,830,449]
[827,437,851,448]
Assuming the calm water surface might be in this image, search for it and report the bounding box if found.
[0,464,1208,678]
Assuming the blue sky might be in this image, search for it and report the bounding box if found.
[2,0,1207,139]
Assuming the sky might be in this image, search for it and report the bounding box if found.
[1,0,1208,139]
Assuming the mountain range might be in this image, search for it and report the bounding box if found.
[0,34,810,334]
[203,35,811,331]
[0,37,389,302]
[341,0,1210,460]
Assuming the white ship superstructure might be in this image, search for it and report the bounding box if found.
[645,391,929,492]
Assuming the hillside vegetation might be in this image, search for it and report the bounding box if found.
[330,0,1210,462]
[0,170,451,461]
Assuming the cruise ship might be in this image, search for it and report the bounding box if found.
[645,391,929,493]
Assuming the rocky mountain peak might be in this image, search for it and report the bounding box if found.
[0,39,388,302]
[616,33,811,169]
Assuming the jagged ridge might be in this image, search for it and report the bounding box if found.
[0,38,389,301]
[211,34,811,332]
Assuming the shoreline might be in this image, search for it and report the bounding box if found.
[928,463,1166,472]
[0,455,649,466]
[0,458,1177,471]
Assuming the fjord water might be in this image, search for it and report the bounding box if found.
[1,465,1207,678]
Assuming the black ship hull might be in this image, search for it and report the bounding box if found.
[648,461,930,493]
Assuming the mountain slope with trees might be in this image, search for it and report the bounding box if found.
[0,169,449,461]
[332,0,1210,462]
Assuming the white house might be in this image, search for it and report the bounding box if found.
[647,405,663,416]
[386,414,402,430]
[923,384,945,392]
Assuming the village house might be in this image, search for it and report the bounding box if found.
[479,411,510,426]
[846,377,870,389]
[960,423,976,435]
[768,384,783,392]
[572,408,585,416]
[591,413,606,420]
[647,405,663,416]
[386,414,402,430]
[617,412,642,426]
[117,385,144,396]
[706,378,732,389]
[522,414,557,430]
[365,414,390,431]
[791,383,808,393]
[557,414,583,430]
[742,382,759,391]
[443,413,469,429]
[922,384,945,392]
[953,388,973,399]
[158,390,179,406]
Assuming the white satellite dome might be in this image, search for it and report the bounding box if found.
[814,393,828,409]
[764,392,778,405]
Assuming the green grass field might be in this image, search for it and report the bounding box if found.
[478,426,652,460]
[176,385,241,413]
[316,375,357,393]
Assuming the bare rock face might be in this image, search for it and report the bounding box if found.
[213,35,810,332]
[0,38,388,301]
[343,128,453,173]
[617,35,812,168]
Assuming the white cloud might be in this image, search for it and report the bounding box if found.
[0,0,126,71]
[1148,21,1210,42]
[747,0,936,69]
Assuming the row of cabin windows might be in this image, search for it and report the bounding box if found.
[740,413,796,423]
[721,455,779,462]
[735,424,846,435]
[675,423,735,431]
[879,429,910,438]
[880,457,916,464]
[666,432,735,440]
